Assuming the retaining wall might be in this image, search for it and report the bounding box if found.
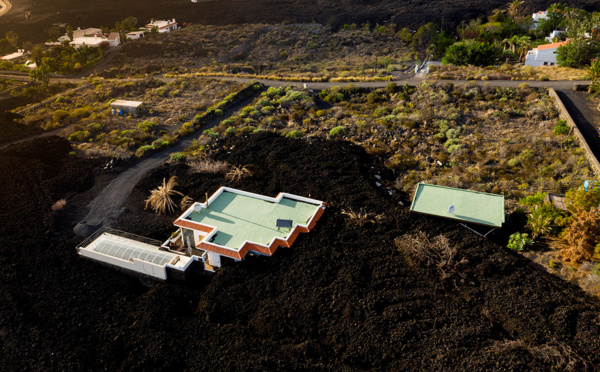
[548,88,600,176]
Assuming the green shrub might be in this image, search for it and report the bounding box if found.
[137,120,159,133]
[213,109,223,117]
[553,119,569,135]
[329,126,347,137]
[203,129,218,138]
[527,204,566,237]
[71,107,90,119]
[52,110,70,123]
[507,232,534,252]
[285,130,303,138]
[170,152,186,161]
[68,130,91,142]
[136,145,154,157]
[519,191,546,207]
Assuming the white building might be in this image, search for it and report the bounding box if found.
[530,10,548,30]
[107,32,121,47]
[545,30,565,42]
[146,19,178,33]
[126,30,145,40]
[525,40,571,67]
[70,36,108,49]
[1,49,26,63]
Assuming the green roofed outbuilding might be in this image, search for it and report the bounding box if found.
[410,183,505,228]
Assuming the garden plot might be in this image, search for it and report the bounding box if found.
[17,77,245,157]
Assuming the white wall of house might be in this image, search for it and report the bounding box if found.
[525,47,560,67]
[207,252,221,267]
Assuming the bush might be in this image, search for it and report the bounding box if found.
[329,126,347,137]
[71,107,90,119]
[170,152,186,161]
[285,130,303,138]
[68,130,91,142]
[527,204,566,238]
[507,232,534,252]
[136,145,154,157]
[554,119,569,135]
[52,109,70,123]
[443,40,500,67]
[213,109,223,117]
[137,120,159,133]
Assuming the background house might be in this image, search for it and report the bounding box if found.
[146,19,178,33]
[525,39,571,67]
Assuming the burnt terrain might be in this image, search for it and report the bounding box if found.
[2,0,600,43]
[1,133,600,370]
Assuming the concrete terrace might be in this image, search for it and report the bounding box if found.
[186,191,319,249]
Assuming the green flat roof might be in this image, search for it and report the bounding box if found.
[410,183,505,227]
[186,191,320,250]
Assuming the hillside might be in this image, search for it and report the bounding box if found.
[2,0,600,43]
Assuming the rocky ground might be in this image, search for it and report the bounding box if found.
[1,132,600,370]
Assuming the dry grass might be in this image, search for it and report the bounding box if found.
[487,339,590,371]
[144,176,183,215]
[395,231,457,278]
[341,208,384,227]
[429,64,586,81]
[225,165,253,182]
[189,158,230,174]
[51,199,67,211]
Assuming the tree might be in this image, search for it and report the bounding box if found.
[515,35,532,62]
[5,31,18,48]
[144,176,183,215]
[443,40,500,66]
[120,16,138,31]
[397,27,412,44]
[411,22,438,48]
[507,0,524,18]
[557,38,600,67]
[66,26,74,41]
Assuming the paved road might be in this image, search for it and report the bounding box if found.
[555,89,600,162]
[73,89,262,237]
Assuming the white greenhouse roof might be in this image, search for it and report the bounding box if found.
[89,233,177,266]
[110,100,144,108]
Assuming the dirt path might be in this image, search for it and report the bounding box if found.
[73,89,262,237]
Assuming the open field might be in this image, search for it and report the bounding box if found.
[111,23,414,81]
[186,83,592,209]
[14,77,246,157]
[429,64,588,82]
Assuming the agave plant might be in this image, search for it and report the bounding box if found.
[225,165,253,182]
[145,176,183,215]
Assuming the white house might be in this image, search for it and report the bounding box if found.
[525,39,571,67]
[107,32,121,47]
[126,30,145,40]
[70,36,108,49]
[530,10,548,30]
[1,49,27,63]
[146,19,178,33]
[545,30,565,42]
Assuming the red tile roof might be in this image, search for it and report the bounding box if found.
[537,39,571,51]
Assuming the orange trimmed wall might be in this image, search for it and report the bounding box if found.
[178,205,326,261]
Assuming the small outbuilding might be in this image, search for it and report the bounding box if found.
[410,182,505,228]
[110,100,145,114]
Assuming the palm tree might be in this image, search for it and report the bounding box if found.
[586,59,600,84]
[144,176,183,215]
[507,0,524,18]
[516,36,532,62]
